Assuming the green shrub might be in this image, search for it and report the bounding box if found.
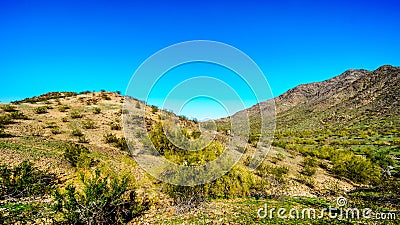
[0,161,58,199]
[110,122,121,130]
[93,107,101,114]
[71,128,84,137]
[151,105,158,113]
[0,128,11,137]
[61,117,69,122]
[51,127,62,134]
[103,133,128,150]
[70,110,83,119]
[53,170,148,224]
[82,120,96,129]
[63,143,90,167]
[162,184,206,212]
[101,93,111,100]
[256,164,289,184]
[9,111,29,120]
[365,149,394,168]
[58,105,70,112]
[115,137,128,150]
[0,114,13,126]
[104,133,118,143]
[1,104,17,112]
[207,165,256,199]
[303,156,319,167]
[301,165,317,176]
[162,164,257,211]
[45,122,58,128]
[34,106,48,114]
[331,151,381,184]
[272,139,287,149]
[78,135,89,144]
[248,133,261,147]
[296,174,315,188]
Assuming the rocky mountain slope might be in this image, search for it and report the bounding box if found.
[254,65,400,131]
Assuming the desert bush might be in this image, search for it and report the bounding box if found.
[101,93,111,100]
[34,106,48,114]
[0,128,11,137]
[104,132,118,143]
[45,122,58,129]
[0,114,13,126]
[0,161,58,199]
[71,128,84,137]
[191,131,201,139]
[331,151,381,184]
[110,122,121,130]
[272,139,287,149]
[70,110,83,119]
[296,174,315,188]
[53,170,148,224]
[256,164,289,184]
[58,105,70,112]
[63,143,90,167]
[301,165,317,176]
[82,120,96,129]
[51,127,62,134]
[148,121,224,163]
[79,90,91,95]
[298,145,334,160]
[78,135,89,144]
[276,153,285,161]
[207,164,256,199]
[248,133,261,147]
[61,117,69,122]
[162,164,257,212]
[162,184,206,213]
[150,105,158,113]
[295,138,317,145]
[9,111,29,120]
[93,107,101,114]
[1,104,17,112]
[115,137,128,150]
[103,133,128,150]
[303,156,319,167]
[365,149,394,168]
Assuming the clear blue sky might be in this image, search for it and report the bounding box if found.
[1,0,399,119]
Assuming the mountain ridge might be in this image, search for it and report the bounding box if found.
[250,65,400,131]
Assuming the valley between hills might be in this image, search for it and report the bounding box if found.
[0,65,399,224]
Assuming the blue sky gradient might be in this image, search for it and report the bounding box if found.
[1,0,399,118]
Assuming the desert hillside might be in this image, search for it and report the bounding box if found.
[1,66,399,224]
